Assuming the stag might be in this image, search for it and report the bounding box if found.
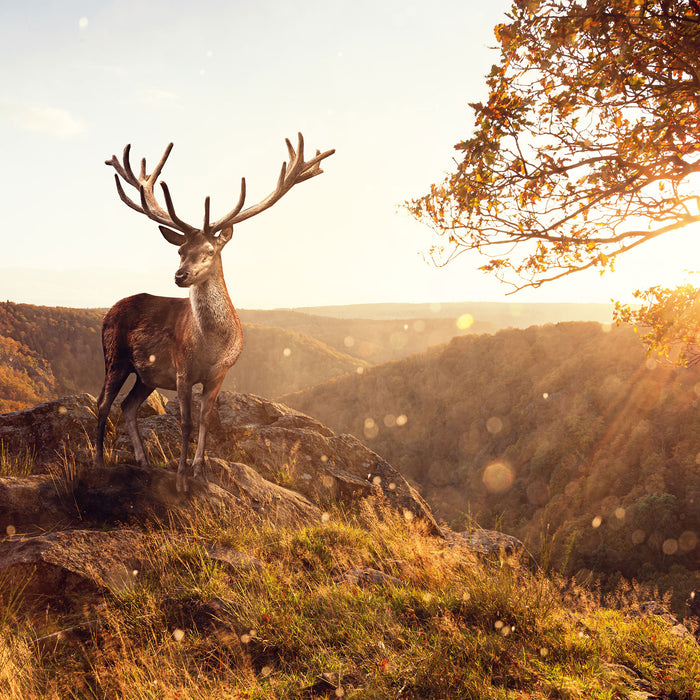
[95,134,335,492]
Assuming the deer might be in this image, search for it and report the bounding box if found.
[94,133,335,493]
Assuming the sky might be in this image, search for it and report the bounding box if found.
[2,0,699,310]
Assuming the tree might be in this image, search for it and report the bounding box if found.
[408,0,700,357]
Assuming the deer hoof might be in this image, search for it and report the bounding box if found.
[176,471,189,494]
[192,461,207,483]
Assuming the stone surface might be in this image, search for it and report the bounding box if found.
[204,543,263,574]
[0,394,97,464]
[338,568,406,589]
[0,391,438,532]
[0,462,321,535]
[445,528,525,557]
[0,529,147,613]
[206,392,440,534]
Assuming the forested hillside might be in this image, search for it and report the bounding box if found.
[0,335,56,412]
[0,301,617,410]
[223,323,367,396]
[239,308,493,364]
[0,302,367,407]
[0,302,104,398]
[282,322,700,601]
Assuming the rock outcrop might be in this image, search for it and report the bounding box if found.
[0,391,438,532]
[0,391,445,613]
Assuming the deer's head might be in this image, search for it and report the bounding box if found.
[160,225,233,288]
[105,134,335,288]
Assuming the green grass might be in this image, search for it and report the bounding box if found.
[1,502,699,699]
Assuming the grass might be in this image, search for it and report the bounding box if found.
[0,441,35,477]
[1,501,700,698]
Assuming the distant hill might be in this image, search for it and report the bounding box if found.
[223,323,367,396]
[0,299,615,409]
[281,321,700,594]
[292,300,615,324]
[239,308,494,364]
[0,298,621,417]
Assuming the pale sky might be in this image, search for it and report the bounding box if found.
[2,0,698,310]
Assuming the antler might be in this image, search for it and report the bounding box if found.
[106,133,335,241]
[208,132,335,233]
[105,143,198,237]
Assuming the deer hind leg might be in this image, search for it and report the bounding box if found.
[191,376,225,483]
[120,377,155,467]
[176,380,194,493]
[95,365,130,468]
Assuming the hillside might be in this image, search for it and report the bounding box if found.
[282,322,700,603]
[223,322,367,396]
[0,302,368,406]
[239,307,494,364]
[0,393,698,698]
[0,301,104,397]
[2,299,610,408]
[0,335,55,412]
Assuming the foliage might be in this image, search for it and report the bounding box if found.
[408,0,700,356]
[2,505,700,698]
[614,283,700,365]
[0,334,55,412]
[409,0,700,286]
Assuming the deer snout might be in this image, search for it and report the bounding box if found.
[174,269,191,287]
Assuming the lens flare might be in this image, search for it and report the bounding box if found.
[456,313,474,330]
[482,461,515,493]
[364,417,379,438]
[679,530,698,552]
[486,416,503,434]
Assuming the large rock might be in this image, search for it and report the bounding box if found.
[0,462,321,535]
[0,529,147,614]
[0,529,264,617]
[0,394,96,464]
[203,392,440,534]
[0,391,439,533]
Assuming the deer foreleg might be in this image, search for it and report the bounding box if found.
[191,377,225,482]
[176,379,193,493]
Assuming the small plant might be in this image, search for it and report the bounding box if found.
[0,441,34,477]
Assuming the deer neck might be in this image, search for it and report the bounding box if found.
[189,263,240,339]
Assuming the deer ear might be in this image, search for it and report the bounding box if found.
[159,226,186,246]
[218,226,233,245]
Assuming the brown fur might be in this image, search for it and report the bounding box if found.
[94,234,243,492]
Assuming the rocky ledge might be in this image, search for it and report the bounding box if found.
[0,391,529,620]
